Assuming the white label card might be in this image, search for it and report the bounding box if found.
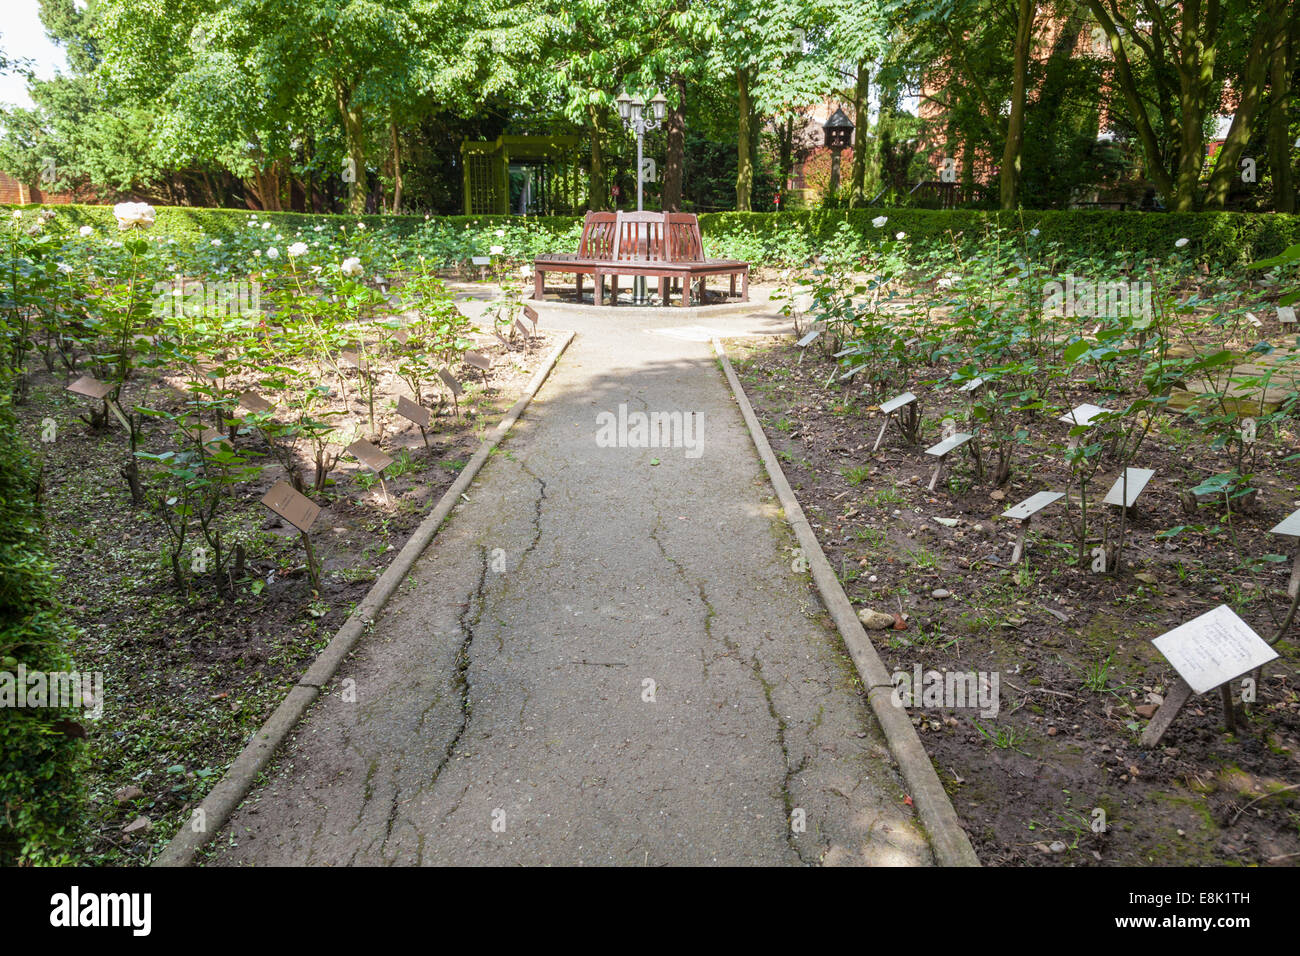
[1102,468,1155,507]
[925,433,973,457]
[1152,604,1278,695]
[1002,491,1065,521]
[880,392,918,415]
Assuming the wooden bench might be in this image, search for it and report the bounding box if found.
[533,211,749,307]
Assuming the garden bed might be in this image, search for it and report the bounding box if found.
[731,330,1300,867]
[15,326,556,865]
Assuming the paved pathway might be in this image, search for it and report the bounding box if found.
[211,296,932,866]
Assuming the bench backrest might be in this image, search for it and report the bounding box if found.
[664,213,704,261]
[573,210,706,263]
[612,211,669,262]
[578,211,617,259]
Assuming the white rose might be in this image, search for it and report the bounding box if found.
[937,277,953,288]
[872,216,888,228]
[341,257,363,277]
[252,249,261,257]
[211,239,222,246]
[1175,237,1189,248]
[357,222,366,230]
[112,201,156,230]
[262,222,272,230]
[57,262,73,274]
[490,245,504,255]
[266,247,279,259]
[11,210,22,219]
[1029,228,1040,237]
[288,242,308,257]
[495,229,505,237]
[895,232,905,240]
[79,225,94,237]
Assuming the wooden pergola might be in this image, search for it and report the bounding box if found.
[460,134,583,216]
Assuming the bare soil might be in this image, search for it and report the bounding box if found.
[16,325,555,865]
[731,336,1300,867]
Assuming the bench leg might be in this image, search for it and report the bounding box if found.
[595,272,604,306]
[680,279,689,307]
[534,269,544,301]
[659,276,667,304]
[576,273,583,301]
[730,274,736,297]
[741,269,749,302]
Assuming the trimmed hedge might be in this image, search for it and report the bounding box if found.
[7,203,1300,269]
[0,394,86,866]
[697,209,1300,268]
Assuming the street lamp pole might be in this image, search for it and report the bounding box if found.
[616,90,668,212]
[616,89,668,304]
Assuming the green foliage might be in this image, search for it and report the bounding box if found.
[0,396,86,865]
[696,209,1300,267]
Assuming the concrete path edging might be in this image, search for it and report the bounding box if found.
[712,337,980,868]
[152,331,575,867]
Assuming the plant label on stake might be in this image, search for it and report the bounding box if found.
[346,439,394,505]
[1145,605,1278,741]
[1059,403,1110,450]
[261,480,322,588]
[397,395,431,428]
[1268,508,1300,598]
[262,480,320,532]
[924,432,973,492]
[1002,491,1065,565]
[464,350,492,387]
[67,375,114,400]
[438,368,463,417]
[873,392,918,452]
[523,304,539,334]
[1102,467,1154,508]
[237,391,273,414]
[1278,306,1297,327]
[796,330,821,348]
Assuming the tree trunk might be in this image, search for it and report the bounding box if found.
[1204,3,1282,208]
[390,119,404,214]
[736,69,753,211]
[1085,2,1178,203]
[661,75,686,212]
[335,81,366,215]
[849,61,869,207]
[999,0,1034,209]
[586,102,607,211]
[1171,2,1217,211]
[1267,13,1297,213]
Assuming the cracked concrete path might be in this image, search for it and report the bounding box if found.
[210,303,933,866]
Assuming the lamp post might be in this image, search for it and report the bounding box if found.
[616,89,668,211]
[822,106,855,199]
[616,88,667,303]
